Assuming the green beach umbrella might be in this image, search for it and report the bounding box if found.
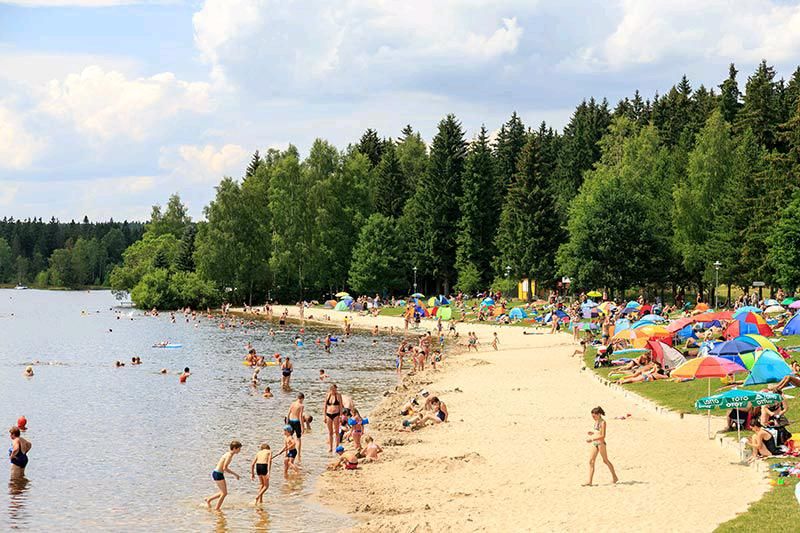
[781,297,796,306]
[695,388,783,457]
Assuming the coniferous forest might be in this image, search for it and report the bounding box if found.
[10,61,800,309]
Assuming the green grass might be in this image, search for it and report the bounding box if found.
[583,340,800,531]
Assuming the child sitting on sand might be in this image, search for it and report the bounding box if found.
[362,436,382,462]
[328,445,359,470]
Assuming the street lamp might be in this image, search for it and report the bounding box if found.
[505,265,511,297]
[413,266,418,294]
[713,261,721,309]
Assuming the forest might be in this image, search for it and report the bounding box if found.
[0,217,144,288]
[26,60,800,308]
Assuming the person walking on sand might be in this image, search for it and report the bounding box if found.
[491,332,499,351]
[250,443,272,505]
[205,440,242,510]
[286,393,305,462]
[8,427,31,480]
[584,407,618,486]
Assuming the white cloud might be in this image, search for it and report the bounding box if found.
[563,0,800,72]
[0,1,171,6]
[0,103,45,170]
[0,49,140,87]
[38,65,213,143]
[159,143,250,184]
[192,0,525,91]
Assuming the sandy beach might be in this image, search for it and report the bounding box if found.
[251,306,768,532]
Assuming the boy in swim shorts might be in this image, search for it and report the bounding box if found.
[205,440,242,510]
[279,426,301,475]
[286,393,305,461]
[328,445,359,470]
[250,443,272,505]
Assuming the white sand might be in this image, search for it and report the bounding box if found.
[242,306,769,532]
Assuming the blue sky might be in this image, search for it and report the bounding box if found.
[1,0,800,221]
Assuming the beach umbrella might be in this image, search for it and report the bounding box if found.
[744,349,792,385]
[341,295,354,301]
[587,291,602,298]
[335,291,350,298]
[631,319,656,329]
[612,327,649,343]
[695,388,784,451]
[672,356,748,438]
[581,299,598,308]
[645,340,686,369]
[411,292,424,298]
[481,297,495,307]
[614,318,631,333]
[695,302,710,312]
[613,348,648,356]
[599,302,616,314]
[708,339,758,357]
[765,305,785,315]
[734,306,762,316]
[790,300,800,310]
[764,299,780,306]
[641,314,666,322]
[781,297,796,306]
[625,300,641,309]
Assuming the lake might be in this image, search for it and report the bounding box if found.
[0,290,399,532]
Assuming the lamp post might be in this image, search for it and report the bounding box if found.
[713,261,721,309]
[505,265,511,297]
[413,266,418,294]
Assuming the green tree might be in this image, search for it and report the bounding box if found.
[494,111,527,191]
[356,128,384,167]
[456,126,498,288]
[147,194,191,238]
[373,141,407,218]
[769,188,800,291]
[348,214,406,294]
[396,126,428,197]
[719,63,742,123]
[737,60,782,150]
[0,237,12,283]
[48,248,73,287]
[245,150,262,178]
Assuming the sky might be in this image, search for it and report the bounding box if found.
[1,0,800,221]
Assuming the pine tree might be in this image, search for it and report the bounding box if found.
[495,126,561,291]
[784,67,800,120]
[356,128,385,167]
[455,126,498,288]
[396,126,428,195]
[245,150,262,178]
[406,114,466,293]
[373,141,407,218]
[719,63,742,123]
[176,224,196,272]
[736,60,782,150]
[493,112,526,191]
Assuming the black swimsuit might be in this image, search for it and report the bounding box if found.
[326,395,341,420]
[255,463,269,476]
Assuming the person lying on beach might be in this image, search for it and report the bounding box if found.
[616,363,670,384]
[769,373,800,393]
[205,440,242,510]
[250,443,272,505]
[617,354,651,372]
[747,419,780,463]
[361,436,383,462]
[328,446,358,470]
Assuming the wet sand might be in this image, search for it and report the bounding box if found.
[242,306,768,532]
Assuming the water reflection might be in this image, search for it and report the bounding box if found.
[213,510,228,533]
[253,508,270,532]
[8,476,30,528]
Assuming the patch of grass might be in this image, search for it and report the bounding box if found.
[584,343,800,532]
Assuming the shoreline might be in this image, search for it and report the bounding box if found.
[243,306,770,532]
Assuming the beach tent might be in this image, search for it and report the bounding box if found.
[352,302,364,311]
[695,303,710,312]
[614,319,631,333]
[334,301,351,311]
[736,334,778,352]
[744,349,793,385]
[395,299,406,307]
[414,305,429,317]
[676,324,696,339]
[645,340,686,369]
[481,297,495,307]
[509,307,528,319]
[436,295,450,305]
[631,319,656,329]
[782,313,800,335]
[323,299,337,308]
[724,312,773,339]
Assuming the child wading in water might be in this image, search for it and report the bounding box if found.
[278,426,301,476]
[205,440,242,510]
[250,444,272,505]
[584,406,618,486]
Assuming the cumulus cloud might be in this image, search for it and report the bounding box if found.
[563,0,800,72]
[38,66,213,143]
[159,143,250,184]
[1,1,169,6]
[192,0,525,93]
[0,103,45,170]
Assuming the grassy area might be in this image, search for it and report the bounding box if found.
[583,341,800,531]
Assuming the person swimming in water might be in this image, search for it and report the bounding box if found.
[8,427,31,480]
[205,440,242,510]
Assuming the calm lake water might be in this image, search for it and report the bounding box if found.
[0,290,399,532]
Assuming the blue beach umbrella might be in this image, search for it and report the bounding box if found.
[734,306,762,316]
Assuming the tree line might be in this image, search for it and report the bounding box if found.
[106,60,800,308]
[0,217,144,288]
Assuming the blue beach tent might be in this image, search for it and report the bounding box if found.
[744,350,793,385]
[783,313,800,336]
[509,307,527,319]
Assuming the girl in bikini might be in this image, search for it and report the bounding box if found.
[323,384,343,452]
[584,406,619,486]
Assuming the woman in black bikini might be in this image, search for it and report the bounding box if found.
[323,384,343,452]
